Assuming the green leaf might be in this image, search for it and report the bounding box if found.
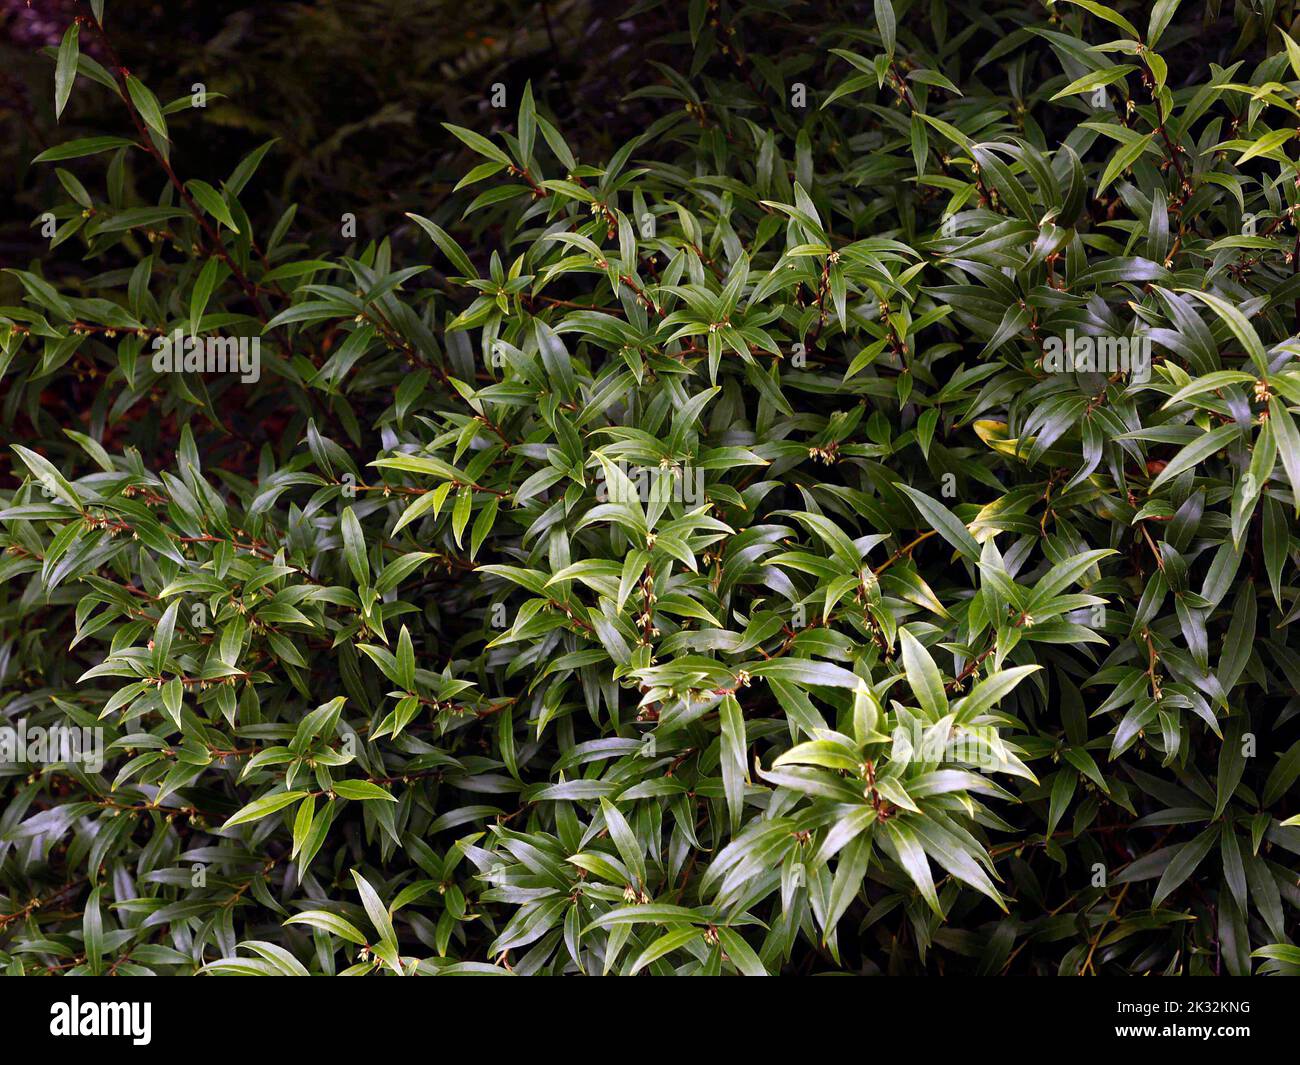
[54,23,80,120]
[222,790,311,830]
[125,75,168,140]
[187,179,240,233]
[874,0,896,56]
[899,627,948,721]
[33,136,134,163]
[715,926,768,976]
[896,483,981,562]
[442,123,514,167]
[351,870,399,960]
[405,213,478,278]
[340,506,369,589]
[1050,66,1135,102]
[332,780,398,802]
[1178,290,1269,377]
[1151,827,1218,907]
[719,694,747,834]
[598,796,646,888]
[1097,133,1154,194]
[83,886,103,975]
[395,624,416,690]
[11,444,82,508]
[883,819,942,916]
[1060,0,1140,40]
[1149,423,1240,491]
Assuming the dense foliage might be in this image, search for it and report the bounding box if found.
[3,0,1300,976]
